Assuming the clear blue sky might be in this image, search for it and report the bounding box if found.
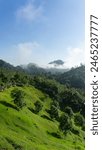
[0,0,84,68]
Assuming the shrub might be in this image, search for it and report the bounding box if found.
[59,113,72,135]
[82,124,85,131]
[11,88,25,109]
[49,105,59,120]
[74,113,84,127]
[51,100,59,109]
[60,89,84,113]
[71,127,80,135]
[34,101,43,114]
[64,106,73,117]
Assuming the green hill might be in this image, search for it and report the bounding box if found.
[0,86,84,150]
[56,65,85,89]
[0,60,85,150]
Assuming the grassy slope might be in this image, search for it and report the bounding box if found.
[0,86,84,150]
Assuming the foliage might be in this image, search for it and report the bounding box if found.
[34,100,43,114]
[0,60,85,149]
[64,106,73,117]
[71,127,80,136]
[56,64,85,89]
[11,88,25,109]
[11,72,28,86]
[0,86,85,150]
[51,100,60,109]
[74,113,85,127]
[49,105,59,120]
[0,71,8,83]
[33,76,59,99]
[59,89,84,113]
[59,113,72,135]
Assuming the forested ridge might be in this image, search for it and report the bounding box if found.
[0,59,85,150]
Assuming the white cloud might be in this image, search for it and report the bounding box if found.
[14,41,39,64]
[16,0,44,22]
[64,47,85,68]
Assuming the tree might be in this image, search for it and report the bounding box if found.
[34,101,43,114]
[51,100,59,109]
[12,73,21,83]
[74,113,84,127]
[60,89,83,112]
[49,105,59,120]
[0,72,8,84]
[11,88,25,109]
[59,113,72,135]
[34,76,58,99]
[64,106,73,117]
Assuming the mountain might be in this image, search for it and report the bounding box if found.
[0,59,85,150]
[21,63,46,75]
[49,60,65,67]
[0,60,46,75]
[45,67,69,74]
[0,59,15,70]
[56,65,85,89]
[0,60,85,89]
[20,62,69,75]
[0,59,69,75]
[0,59,25,73]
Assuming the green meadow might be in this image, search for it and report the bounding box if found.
[0,86,85,150]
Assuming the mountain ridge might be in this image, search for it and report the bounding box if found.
[0,59,85,89]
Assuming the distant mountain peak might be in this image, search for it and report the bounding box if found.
[0,59,14,69]
[27,63,38,67]
[48,60,64,67]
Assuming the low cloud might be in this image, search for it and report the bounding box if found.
[14,41,39,64]
[64,47,85,68]
[16,0,44,22]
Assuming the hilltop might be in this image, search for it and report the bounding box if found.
[0,59,85,89]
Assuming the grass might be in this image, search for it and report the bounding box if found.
[0,86,85,150]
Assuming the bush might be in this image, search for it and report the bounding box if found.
[59,113,72,135]
[11,88,25,109]
[34,77,58,99]
[34,101,43,114]
[82,124,85,131]
[74,113,84,127]
[64,106,73,117]
[71,127,80,135]
[60,89,84,113]
[51,100,59,109]
[49,105,59,120]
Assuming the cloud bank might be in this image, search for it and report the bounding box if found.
[11,41,84,68]
[14,41,39,64]
[64,47,85,68]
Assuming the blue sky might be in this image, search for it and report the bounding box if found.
[0,0,84,68]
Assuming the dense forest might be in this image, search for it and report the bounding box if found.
[0,59,85,150]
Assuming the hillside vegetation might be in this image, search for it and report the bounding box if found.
[56,65,85,89]
[0,60,85,150]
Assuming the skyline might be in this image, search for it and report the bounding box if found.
[0,0,85,68]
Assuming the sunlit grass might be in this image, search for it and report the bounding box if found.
[0,86,85,150]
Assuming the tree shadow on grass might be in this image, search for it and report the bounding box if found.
[28,107,35,113]
[41,114,52,121]
[47,131,62,139]
[5,138,23,150]
[0,101,18,110]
